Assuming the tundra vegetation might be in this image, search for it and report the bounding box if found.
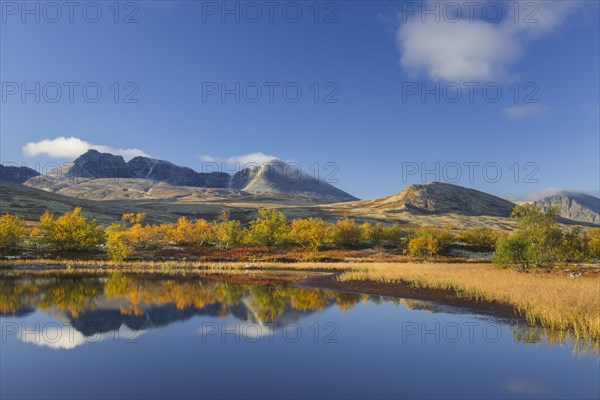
[0,205,598,266]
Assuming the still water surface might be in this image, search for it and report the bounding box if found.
[0,273,598,399]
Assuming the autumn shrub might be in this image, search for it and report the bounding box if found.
[288,218,330,252]
[587,228,600,260]
[106,223,135,261]
[331,217,361,247]
[458,226,500,250]
[407,227,454,258]
[38,207,104,251]
[0,213,26,249]
[359,222,385,245]
[168,217,212,246]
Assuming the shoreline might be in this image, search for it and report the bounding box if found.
[299,272,523,322]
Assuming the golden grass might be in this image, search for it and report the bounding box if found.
[337,263,600,340]
[0,258,357,278]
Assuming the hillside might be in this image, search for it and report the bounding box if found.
[0,179,149,223]
[344,182,516,217]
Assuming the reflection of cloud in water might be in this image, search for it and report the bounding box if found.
[198,321,276,340]
[505,379,549,396]
[19,323,144,350]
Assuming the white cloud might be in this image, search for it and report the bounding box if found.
[503,105,547,119]
[22,136,149,161]
[199,152,280,166]
[522,187,564,201]
[397,1,578,81]
[522,188,600,202]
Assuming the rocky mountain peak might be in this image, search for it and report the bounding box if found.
[535,191,600,225]
[70,149,129,179]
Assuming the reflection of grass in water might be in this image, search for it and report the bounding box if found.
[337,263,600,342]
[512,324,600,358]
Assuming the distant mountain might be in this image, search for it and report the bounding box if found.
[230,160,357,202]
[0,164,40,183]
[350,182,516,217]
[24,150,356,203]
[535,191,600,225]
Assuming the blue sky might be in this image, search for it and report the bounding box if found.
[1,0,598,200]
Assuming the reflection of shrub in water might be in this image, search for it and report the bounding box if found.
[0,275,103,317]
[0,273,362,322]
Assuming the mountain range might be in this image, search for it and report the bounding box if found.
[1,150,598,228]
[22,150,357,203]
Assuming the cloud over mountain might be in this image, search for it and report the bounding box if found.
[199,152,280,166]
[22,136,149,161]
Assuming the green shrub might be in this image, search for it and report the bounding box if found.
[493,204,564,270]
[248,209,289,246]
[382,222,406,246]
[212,211,243,248]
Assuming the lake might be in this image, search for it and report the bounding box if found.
[0,272,598,399]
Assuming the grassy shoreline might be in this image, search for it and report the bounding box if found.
[1,259,599,340]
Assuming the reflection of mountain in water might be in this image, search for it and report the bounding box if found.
[62,303,223,336]
[0,274,356,339]
[51,301,320,337]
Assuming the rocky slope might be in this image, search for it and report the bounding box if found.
[535,191,600,225]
